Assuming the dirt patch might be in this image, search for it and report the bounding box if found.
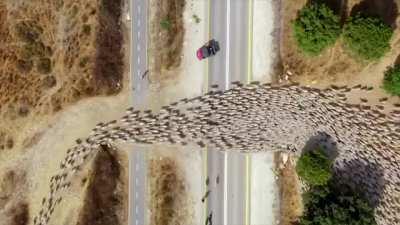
[149,0,186,81]
[280,0,400,100]
[0,169,29,225]
[0,170,27,209]
[6,202,29,225]
[76,145,125,225]
[0,0,124,154]
[148,155,190,225]
[277,154,303,225]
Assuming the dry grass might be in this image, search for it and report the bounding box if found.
[149,0,186,82]
[148,156,190,225]
[0,0,123,154]
[280,0,400,92]
[277,154,303,225]
[76,145,126,225]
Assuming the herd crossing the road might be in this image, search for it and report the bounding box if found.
[33,81,400,225]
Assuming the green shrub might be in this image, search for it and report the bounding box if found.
[296,148,332,186]
[343,15,393,60]
[293,3,341,56]
[383,64,400,96]
[160,18,172,30]
[192,14,201,24]
[300,184,377,225]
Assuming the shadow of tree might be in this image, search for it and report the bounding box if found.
[333,158,386,208]
[350,0,398,29]
[394,54,400,65]
[302,131,339,161]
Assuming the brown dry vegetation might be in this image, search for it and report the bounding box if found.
[277,155,303,225]
[280,0,400,93]
[0,0,123,154]
[148,156,190,225]
[76,146,126,225]
[149,0,185,81]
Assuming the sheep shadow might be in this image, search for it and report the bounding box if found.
[350,0,398,29]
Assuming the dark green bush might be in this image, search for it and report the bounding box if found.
[293,3,341,56]
[296,148,332,186]
[343,15,393,60]
[300,184,377,225]
[383,64,400,96]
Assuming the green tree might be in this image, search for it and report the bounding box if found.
[343,14,393,60]
[296,148,332,186]
[383,64,400,96]
[293,3,341,56]
[300,184,377,225]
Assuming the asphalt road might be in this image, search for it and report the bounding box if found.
[130,0,149,224]
[129,0,253,224]
[207,0,253,225]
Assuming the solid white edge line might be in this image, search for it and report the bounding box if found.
[224,0,230,225]
[225,0,230,91]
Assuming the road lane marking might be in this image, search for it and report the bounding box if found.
[245,154,251,225]
[223,151,228,225]
[247,0,254,82]
[225,0,231,90]
[245,2,253,222]
[137,30,141,37]
[224,0,231,223]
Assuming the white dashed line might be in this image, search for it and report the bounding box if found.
[137,57,141,64]
[137,31,141,37]
[137,45,141,52]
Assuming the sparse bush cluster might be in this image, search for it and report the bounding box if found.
[383,64,400,96]
[293,2,393,60]
[296,148,376,225]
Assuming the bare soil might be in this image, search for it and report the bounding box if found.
[277,154,303,225]
[149,0,186,83]
[0,169,29,225]
[0,0,124,155]
[76,145,127,225]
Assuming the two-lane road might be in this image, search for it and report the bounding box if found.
[207,0,254,225]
